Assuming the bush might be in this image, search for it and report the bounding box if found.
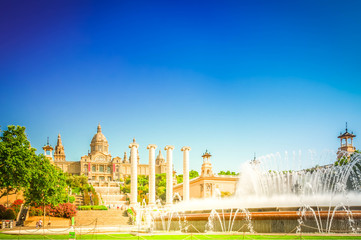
[83,190,90,205]
[92,205,107,210]
[29,207,43,217]
[11,199,24,217]
[78,206,92,210]
[53,203,77,218]
[92,189,100,205]
[3,209,16,220]
[11,199,24,207]
[0,204,6,219]
[78,205,107,210]
[69,196,75,203]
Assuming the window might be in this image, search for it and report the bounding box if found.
[99,176,105,181]
[108,177,112,181]
[107,166,111,173]
[99,166,104,172]
[116,167,119,173]
[84,164,87,171]
[92,166,96,172]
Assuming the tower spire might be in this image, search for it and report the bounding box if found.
[346,122,348,133]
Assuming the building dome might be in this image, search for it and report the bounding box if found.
[91,124,108,143]
[90,124,109,154]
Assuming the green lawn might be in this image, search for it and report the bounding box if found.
[0,233,361,240]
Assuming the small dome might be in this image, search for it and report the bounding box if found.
[91,124,108,143]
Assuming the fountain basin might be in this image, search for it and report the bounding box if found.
[154,209,361,233]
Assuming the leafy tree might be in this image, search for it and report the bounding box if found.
[0,126,38,200]
[218,170,239,176]
[189,170,199,179]
[138,175,149,202]
[155,173,166,201]
[176,170,199,184]
[177,175,183,184]
[24,154,67,206]
[66,175,91,194]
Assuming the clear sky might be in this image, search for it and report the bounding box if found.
[1,0,361,173]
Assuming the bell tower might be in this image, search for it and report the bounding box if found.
[337,123,356,159]
[42,137,54,163]
[54,133,66,162]
[200,150,214,177]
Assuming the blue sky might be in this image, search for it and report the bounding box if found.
[1,0,361,173]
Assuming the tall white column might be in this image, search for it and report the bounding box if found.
[147,144,157,206]
[165,145,175,205]
[129,139,139,206]
[181,146,191,202]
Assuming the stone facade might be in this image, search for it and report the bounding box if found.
[173,150,239,200]
[45,124,167,186]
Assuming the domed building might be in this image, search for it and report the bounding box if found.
[47,124,168,206]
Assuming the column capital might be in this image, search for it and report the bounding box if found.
[181,146,191,151]
[164,145,175,151]
[147,144,157,150]
[129,143,139,149]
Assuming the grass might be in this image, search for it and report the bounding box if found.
[0,233,361,240]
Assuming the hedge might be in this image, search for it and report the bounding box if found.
[78,205,108,210]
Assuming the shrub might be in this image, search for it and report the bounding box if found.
[78,206,92,210]
[0,204,6,219]
[52,203,77,218]
[11,199,24,217]
[78,205,107,210]
[29,207,43,217]
[92,189,99,205]
[83,190,90,205]
[3,209,16,220]
[11,199,24,207]
[69,196,75,203]
[92,205,107,210]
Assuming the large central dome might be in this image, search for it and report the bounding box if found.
[90,124,109,155]
[91,124,108,143]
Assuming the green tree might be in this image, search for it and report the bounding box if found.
[176,170,199,184]
[155,173,166,202]
[218,170,239,176]
[23,155,67,206]
[0,126,38,201]
[189,170,199,179]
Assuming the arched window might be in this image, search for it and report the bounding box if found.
[116,167,119,173]
[107,166,111,173]
[92,165,96,172]
[84,164,87,171]
[99,166,104,172]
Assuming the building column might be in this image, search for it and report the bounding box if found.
[147,144,157,206]
[129,139,139,206]
[181,146,191,202]
[165,145,175,205]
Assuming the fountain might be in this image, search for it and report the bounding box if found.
[146,151,361,233]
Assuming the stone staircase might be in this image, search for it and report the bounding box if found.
[74,195,84,206]
[74,209,131,226]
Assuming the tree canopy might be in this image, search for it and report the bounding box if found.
[23,155,67,206]
[0,125,38,198]
[0,125,68,206]
[177,170,199,184]
[218,170,239,176]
